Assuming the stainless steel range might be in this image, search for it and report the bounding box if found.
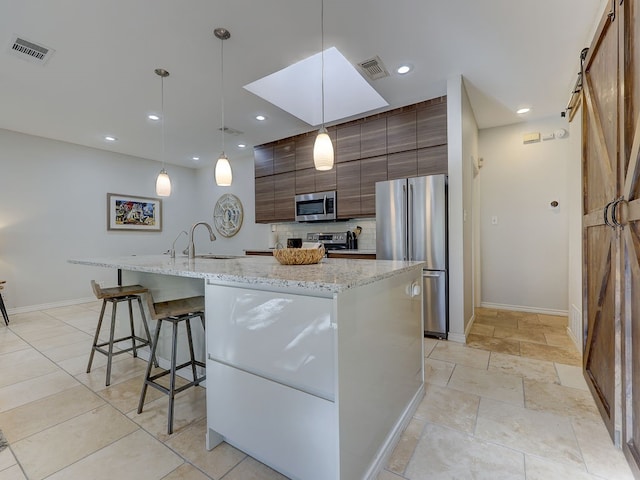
[306,232,349,250]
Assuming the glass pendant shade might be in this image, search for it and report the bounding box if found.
[215,154,232,186]
[156,168,171,196]
[313,128,334,171]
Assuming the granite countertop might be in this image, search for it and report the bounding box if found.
[69,254,422,294]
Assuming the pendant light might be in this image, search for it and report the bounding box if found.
[214,28,232,186]
[155,68,171,197]
[313,0,334,171]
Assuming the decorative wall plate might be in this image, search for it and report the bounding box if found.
[213,194,243,237]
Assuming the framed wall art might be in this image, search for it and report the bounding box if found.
[107,193,162,232]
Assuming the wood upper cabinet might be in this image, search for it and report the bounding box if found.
[337,161,361,219]
[274,140,295,174]
[315,168,337,192]
[254,144,274,177]
[361,117,386,158]
[336,124,361,163]
[254,176,274,223]
[273,172,295,221]
[388,150,417,180]
[417,98,447,149]
[387,110,416,154]
[295,133,315,170]
[295,168,316,194]
[360,156,387,216]
[417,145,447,176]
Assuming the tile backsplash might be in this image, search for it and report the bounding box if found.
[271,219,376,251]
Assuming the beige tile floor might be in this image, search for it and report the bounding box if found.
[0,303,635,479]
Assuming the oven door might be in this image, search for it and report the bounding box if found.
[295,191,336,222]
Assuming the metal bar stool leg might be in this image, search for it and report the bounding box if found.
[168,318,179,434]
[105,299,119,386]
[0,292,9,326]
[127,298,138,358]
[138,318,163,414]
[137,296,158,367]
[87,299,108,373]
[185,318,199,386]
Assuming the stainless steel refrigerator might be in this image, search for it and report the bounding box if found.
[376,174,448,338]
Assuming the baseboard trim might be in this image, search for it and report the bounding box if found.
[448,332,466,344]
[480,302,568,317]
[8,296,96,315]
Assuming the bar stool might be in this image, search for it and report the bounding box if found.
[137,293,206,434]
[87,280,156,386]
[0,281,9,325]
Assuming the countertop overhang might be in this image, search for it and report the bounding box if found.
[69,254,424,294]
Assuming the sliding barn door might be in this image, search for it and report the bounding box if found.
[621,0,640,474]
[582,2,621,441]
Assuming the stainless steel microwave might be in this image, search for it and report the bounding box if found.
[294,191,337,222]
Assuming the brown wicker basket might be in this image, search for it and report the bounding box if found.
[273,246,325,265]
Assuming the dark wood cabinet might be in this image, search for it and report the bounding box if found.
[255,176,274,223]
[273,172,295,221]
[337,161,361,219]
[274,140,295,174]
[417,145,447,176]
[388,150,417,180]
[254,145,274,177]
[387,110,416,154]
[295,168,315,194]
[295,133,315,170]
[254,96,447,223]
[417,99,447,149]
[336,124,361,163]
[361,117,387,157]
[360,156,387,216]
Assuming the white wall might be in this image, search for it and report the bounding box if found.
[447,75,477,341]
[0,128,266,310]
[478,117,571,314]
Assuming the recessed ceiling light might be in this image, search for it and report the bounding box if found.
[396,64,412,75]
[104,135,117,142]
[516,107,531,114]
[255,115,267,121]
[237,143,246,148]
[148,114,160,121]
[192,156,200,161]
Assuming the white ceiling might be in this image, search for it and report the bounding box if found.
[0,0,605,169]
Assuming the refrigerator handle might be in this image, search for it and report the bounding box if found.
[408,182,414,261]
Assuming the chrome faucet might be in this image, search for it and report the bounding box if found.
[188,222,217,258]
[170,230,188,258]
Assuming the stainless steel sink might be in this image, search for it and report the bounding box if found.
[196,254,245,260]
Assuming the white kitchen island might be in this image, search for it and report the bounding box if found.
[69,254,425,480]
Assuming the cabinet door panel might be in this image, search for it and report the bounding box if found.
[388,150,417,180]
[360,156,387,216]
[387,110,416,154]
[361,117,386,158]
[337,161,361,219]
[315,168,337,192]
[295,133,315,170]
[417,145,448,176]
[255,176,274,223]
[254,144,274,177]
[417,99,447,149]
[337,124,361,163]
[273,172,295,222]
[296,168,316,194]
[274,140,295,174]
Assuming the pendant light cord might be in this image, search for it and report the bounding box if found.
[161,74,166,170]
[321,0,325,129]
[220,35,225,155]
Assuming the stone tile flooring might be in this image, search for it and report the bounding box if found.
[0,304,635,479]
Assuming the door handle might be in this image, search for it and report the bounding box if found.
[611,197,625,228]
[409,183,414,261]
[604,200,614,228]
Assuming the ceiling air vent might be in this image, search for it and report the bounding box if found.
[357,56,389,81]
[218,126,244,136]
[8,35,55,65]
